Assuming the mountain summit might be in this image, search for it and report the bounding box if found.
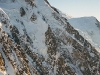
[68,17,100,51]
[0,0,100,75]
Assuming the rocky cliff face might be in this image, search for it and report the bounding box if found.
[0,0,100,75]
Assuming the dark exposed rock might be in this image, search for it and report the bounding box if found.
[20,7,26,17]
[30,13,37,21]
[95,19,100,29]
[25,0,34,7]
[51,6,59,14]
[52,12,64,25]
[23,28,33,44]
[0,53,5,71]
[10,26,20,44]
[44,0,51,6]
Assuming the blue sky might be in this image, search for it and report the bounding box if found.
[48,0,100,21]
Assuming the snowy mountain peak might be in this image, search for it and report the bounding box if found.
[0,0,100,75]
[68,16,100,51]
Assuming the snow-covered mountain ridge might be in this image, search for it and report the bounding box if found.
[68,17,100,51]
[0,0,100,75]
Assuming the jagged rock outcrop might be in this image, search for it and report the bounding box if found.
[0,0,100,75]
[0,28,31,75]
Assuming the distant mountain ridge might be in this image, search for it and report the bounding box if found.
[68,16,100,51]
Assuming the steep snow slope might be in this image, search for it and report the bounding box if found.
[0,0,100,75]
[0,0,48,57]
[68,17,100,51]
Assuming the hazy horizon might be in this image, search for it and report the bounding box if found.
[48,0,100,21]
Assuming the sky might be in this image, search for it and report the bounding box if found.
[48,0,100,21]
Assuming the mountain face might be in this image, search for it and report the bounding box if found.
[68,17,100,51]
[0,0,100,75]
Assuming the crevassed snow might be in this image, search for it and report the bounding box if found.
[68,17,100,51]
